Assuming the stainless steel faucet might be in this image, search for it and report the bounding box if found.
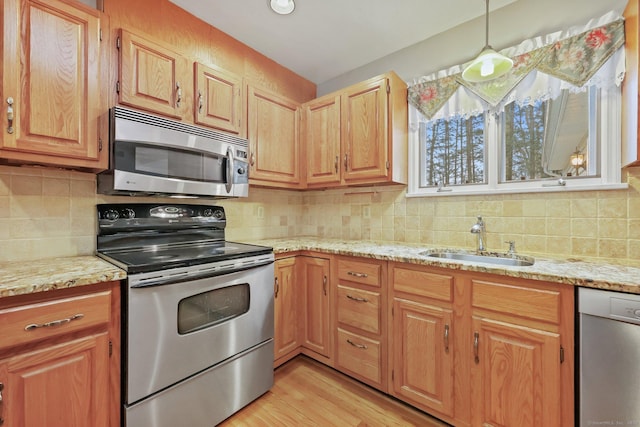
[470,216,486,252]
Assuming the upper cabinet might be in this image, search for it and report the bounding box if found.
[194,62,244,137]
[117,29,190,120]
[247,84,302,188]
[623,0,640,167]
[0,0,106,171]
[303,71,408,188]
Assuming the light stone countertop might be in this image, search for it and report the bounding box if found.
[245,238,640,295]
[0,256,127,299]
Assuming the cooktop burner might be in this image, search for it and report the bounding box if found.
[96,203,273,274]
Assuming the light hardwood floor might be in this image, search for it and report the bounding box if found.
[219,356,451,426]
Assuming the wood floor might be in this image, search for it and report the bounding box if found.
[219,356,451,426]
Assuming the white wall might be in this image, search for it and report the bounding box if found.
[318,0,629,95]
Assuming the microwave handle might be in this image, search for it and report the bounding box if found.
[225,147,233,194]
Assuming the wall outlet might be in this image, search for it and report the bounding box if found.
[257,206,265,219]
[363,205,371,219]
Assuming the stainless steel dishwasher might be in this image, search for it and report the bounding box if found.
[578,287,640,427]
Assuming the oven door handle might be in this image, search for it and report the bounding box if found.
[225,146,234,194]
[129,257,274,288]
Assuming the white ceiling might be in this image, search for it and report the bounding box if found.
[168,0,517,85]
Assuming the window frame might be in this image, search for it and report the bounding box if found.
[407,84,627,198]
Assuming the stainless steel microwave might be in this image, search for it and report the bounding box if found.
[97,107,249,198]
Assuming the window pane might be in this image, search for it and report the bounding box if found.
[420,114,485,187]
[501,90,598,182]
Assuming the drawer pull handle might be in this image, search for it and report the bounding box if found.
[444,324,450,353]
[473,331,480,364]
[274,277,279,298]
[347,271,368,278]
[24,314,84,331]
[346,294,368,303]
[346,339,367,350]
[323,275,327,296]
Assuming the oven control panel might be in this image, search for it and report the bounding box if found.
[97,203,226,233]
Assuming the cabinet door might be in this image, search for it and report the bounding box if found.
[392,298,454,418]
[247,85,301,187]
[194,62,244,136]
[118,29,188,119]
[274,257,299,363]
[471,317,561,427]
[304,94,341,186]
[342,76,388,183]
[1,0,102,167]
[298,256,331,357]
[0,333,110,427]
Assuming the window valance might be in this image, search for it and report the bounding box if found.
[408,11,626,120]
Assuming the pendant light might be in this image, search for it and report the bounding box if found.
[269,0,295,15]
[462,0,513,83]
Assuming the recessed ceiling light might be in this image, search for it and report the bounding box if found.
[269,0,295,15]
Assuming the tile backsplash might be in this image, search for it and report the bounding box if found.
[1,164,639,266]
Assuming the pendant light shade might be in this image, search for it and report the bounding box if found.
[269,0,295,15]
[462,0,513,83]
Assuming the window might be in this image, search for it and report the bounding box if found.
[407,13,628,197]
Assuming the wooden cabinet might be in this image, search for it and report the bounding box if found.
[0,282,119,427]
[469,277,574,427]
[303,71,408,188]
[117,29,190,119]
[247,84,302,188]
[0,0,105,171]
[334,257,387,391]
[274,257,299,367]
[390,264,455,419]
[304,94,342,186]
[623,0,640,167]
[298,255,331,361]
[194,62,244,136]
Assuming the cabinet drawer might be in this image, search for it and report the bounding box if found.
[472,279,561,324]
[337,259,381,287]
[337,328,381,385]
[337,285,380,334]
[392,266,453,302]
[0,290,111,350]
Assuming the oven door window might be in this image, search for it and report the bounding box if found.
[177,283,250,334]
[114,141,227,183]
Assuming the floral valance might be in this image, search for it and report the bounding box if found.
[409,12,626,119]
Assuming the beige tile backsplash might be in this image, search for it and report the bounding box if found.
[1,164,639,266]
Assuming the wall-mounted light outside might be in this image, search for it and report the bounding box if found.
[570,148,586,175]
[269,0,295,15]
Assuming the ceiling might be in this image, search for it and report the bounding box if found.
[168,0,517,85]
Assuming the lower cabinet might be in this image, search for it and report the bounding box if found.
[0,282,120,427]
[298,255,332,362]
[469,277,574,427]
[390,264,455,419]
[272,253,574,427]
[334,256,387,391]
[274,256,300,367]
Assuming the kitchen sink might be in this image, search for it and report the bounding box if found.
[420,250,535,267]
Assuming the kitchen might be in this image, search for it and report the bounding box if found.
[1,0,640,426]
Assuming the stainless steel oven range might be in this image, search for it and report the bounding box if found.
[96,203,274,427]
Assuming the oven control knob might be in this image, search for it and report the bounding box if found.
[213,210,224,219]
[121,208,135,219]
[237,167,246,175]
[203,208,214,217]
[104,209,119,221]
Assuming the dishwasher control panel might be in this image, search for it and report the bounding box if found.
[579,287,640,325]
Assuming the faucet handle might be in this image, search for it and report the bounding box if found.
[505,240,516,255]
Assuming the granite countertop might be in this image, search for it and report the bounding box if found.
[0,256,127,299]
[247,238,640,295]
